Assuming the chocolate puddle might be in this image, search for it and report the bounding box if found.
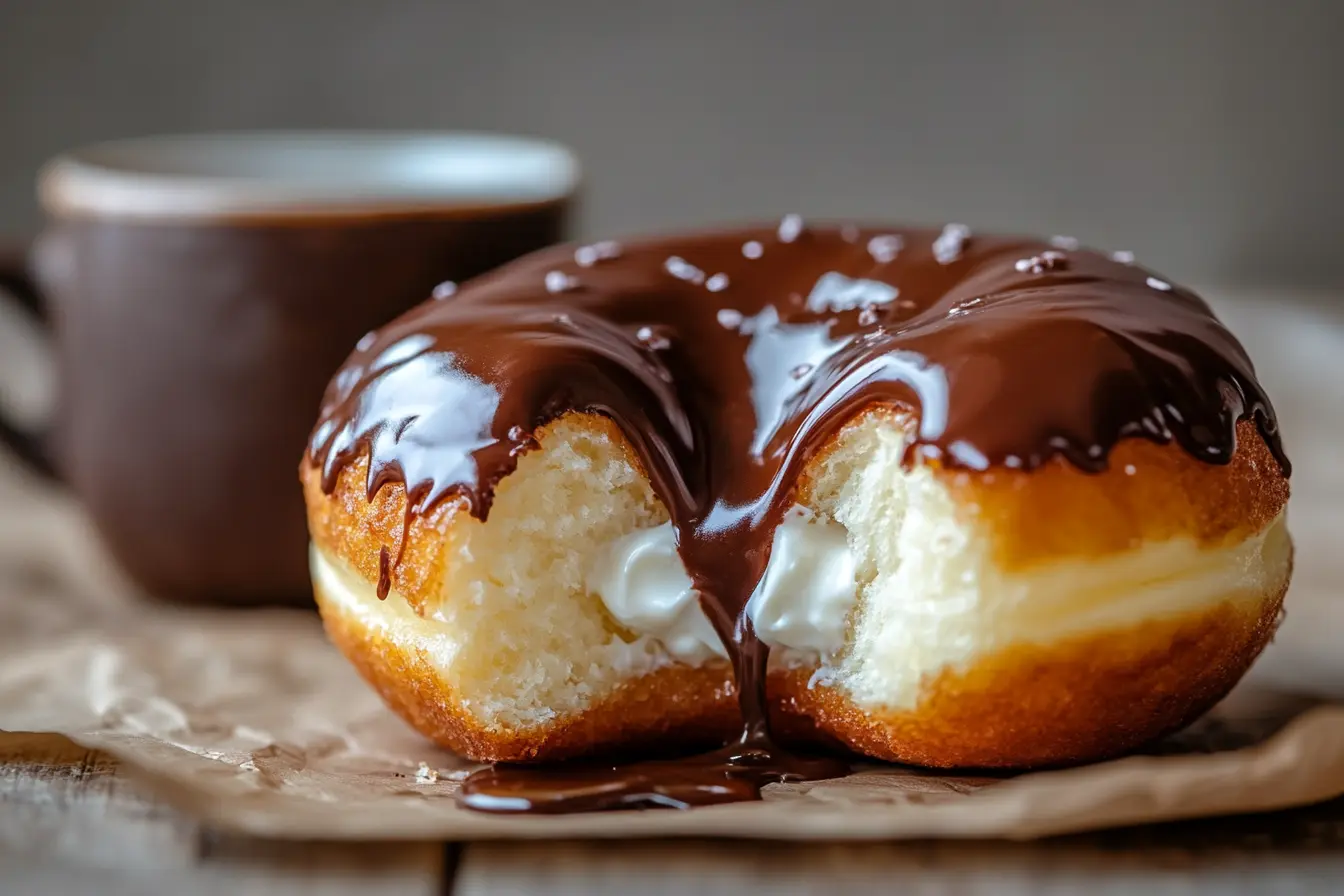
[308,221,1287,813]
[458,743,849,814]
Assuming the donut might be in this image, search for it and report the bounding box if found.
[300,221,1290,792]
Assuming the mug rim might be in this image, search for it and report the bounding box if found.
[38,131,581,221]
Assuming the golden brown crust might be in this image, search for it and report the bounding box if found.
[302,451,450,617]
[302,412,1290,767]
[797,411,1288,572]
[781,581,1287,767]
[944,418,1288,571]
[316,576,740,762]
[316,571,1285,766]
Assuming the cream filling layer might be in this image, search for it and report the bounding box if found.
[837,509,1291,711]
[310,542,466,674]
[582,509,1292,699]
[584,507,857,664]
[311,508,1290,714]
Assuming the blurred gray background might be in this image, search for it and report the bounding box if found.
[2,0,1342,286]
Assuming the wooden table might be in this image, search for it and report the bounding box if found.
[4,731,1344,894]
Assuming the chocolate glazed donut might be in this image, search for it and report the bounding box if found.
[301,221,1289,813]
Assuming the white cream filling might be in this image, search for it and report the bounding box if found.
[309,542,463,671]
[584,506,858,664]
[313,503,1290,719]
[581,523,724,665]
[584,505,1291,701]
[838,510,1291,711]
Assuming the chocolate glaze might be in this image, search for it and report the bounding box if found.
[308,221,1288,812]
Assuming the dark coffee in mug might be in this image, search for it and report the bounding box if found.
[0,133,577,604]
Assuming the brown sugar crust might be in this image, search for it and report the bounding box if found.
[301,412,1289,766]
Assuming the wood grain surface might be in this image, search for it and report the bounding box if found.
[3,731,1344,894]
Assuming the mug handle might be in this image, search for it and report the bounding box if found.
[0,240,58,479]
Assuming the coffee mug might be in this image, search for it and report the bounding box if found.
[0,132,578,605]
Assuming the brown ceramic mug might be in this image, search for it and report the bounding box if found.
[0,132,577,605]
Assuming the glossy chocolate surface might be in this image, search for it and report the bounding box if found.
[308,220,1287,810]
[458,742,849,813]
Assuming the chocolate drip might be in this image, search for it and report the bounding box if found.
[308,223,1288,812]
[376,546,392,601]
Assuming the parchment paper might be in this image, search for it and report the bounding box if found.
[1,292,1342,841]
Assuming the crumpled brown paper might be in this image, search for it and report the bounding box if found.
[2,294,1343,841]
